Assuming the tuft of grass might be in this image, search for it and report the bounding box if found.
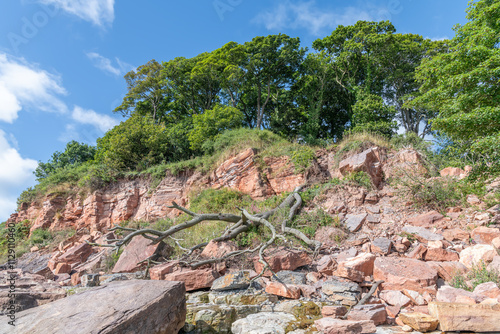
[450,262,500,291]
[342,171,373,190]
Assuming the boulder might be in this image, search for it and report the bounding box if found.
[407,211,444,228]
[436,285,481,303]
[112,236,165,273]
[211,271,251,291]
[398,312,439,332]
[163,268,219,291]
[0,270,66,315]
[314,318,376,334]
[373,257,438,294]
[471,226,500,244]
[273,270,307,285]
[253,248,311,276]
[428,302,500,332]
[200,240,238,258]
[231,312,297,334]
[15,252,54,279]
[459,244,497,269]
[407,243,427,260]
[265,281,301,299]
[1,280,186,334]
[185,303,260,333]
[379,290,411,307]
[338,147,383,188]
[321,278,361,306]
[402,225,444,242]
[347,304,387,325]
[316,255,336,276]
[424,248,459,262]
[81,274,100,287]
[344,214,367,232]
[426,261,468,281]
[336,253,376,282]
[149,261,179,281]
[442,228,469,243]
[321,305,348,318]
[370,238,392,255]
[473,282,500,299]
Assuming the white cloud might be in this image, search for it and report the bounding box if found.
[86,52,134,76]
[71,106,119,133]
[0,130,37,222]
[37,0,115,27]
[0,53,67,123]
[253,1,375,35]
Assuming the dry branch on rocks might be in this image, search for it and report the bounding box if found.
[89,186,322,278]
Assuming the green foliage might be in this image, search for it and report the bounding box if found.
[103,249,123,273]
[351,92,398,138]
[397,173,485,212]
[95,115,172,171]
[451,262,500,291]
[34,141,96,180]
[189,188,252,214]
[412,0,500,168]
[188,104,244,151]
[343,171,373,190]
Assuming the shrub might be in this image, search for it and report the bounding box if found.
[450,262,500,291]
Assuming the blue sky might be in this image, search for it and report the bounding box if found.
[0,0,470,221]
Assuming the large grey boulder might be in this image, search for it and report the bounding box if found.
[231,312,297,334]
[2,279,186,334]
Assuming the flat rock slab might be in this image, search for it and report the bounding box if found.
[429,302,500,332]
[344,214,368,232]
[3,280,186,334]
[402,225,443,242]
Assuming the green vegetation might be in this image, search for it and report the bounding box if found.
[17,0,500,212]
[451,262,500,291]
[0,221,75,263]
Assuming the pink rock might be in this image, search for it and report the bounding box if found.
[459,244,497,269]
[407,244,427,260]
[315,318,377,334]
[442,228,470,243]
[436,285,482,303]
[54,263,71,275]
[426,261,468,281]
[297,284,316,298]
[379,290,412,307]
[200,240,238,258]
[471,226,500,244]
[253,248,311,276]
[347,304,387,325]
[315,227,347,246]
[317,255,337,276]
[322,305,348,318]
[339,147,384,188]
[336,253,376,282]
[265,281,301,299]
[440,167,468,179]
[473,282,500,299]
[149,261,179,280]
[407,211,444,228]
[112,236,163,273]
[374,257,438,294]
[424,248,459,262]
[163,268,219,291]
[58,243,93,267]
[386,305,401,318]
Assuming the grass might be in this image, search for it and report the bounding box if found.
[331,131,392,168]
[450,262,500,291]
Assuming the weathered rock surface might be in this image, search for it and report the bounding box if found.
[428,301,500,332]
[322,278,361,306]
[459,244,497,268]
[112,236,165,273]
[336,252,375,282]
[315,317,377,334]
[407,211,443,228]
[374,257,438,294]
[1,280,186,334]
[339,147,383,188]
[398,312,439,332]
[253,248,311,276]
[185,303,260,333]
[0,270,66,315]
[163,268,220,291]
[347,304,387,325]
[231,312,297,334]
[211,271,251,291]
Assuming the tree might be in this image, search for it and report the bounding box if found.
[114,60,168,123]
[95,115,172,170]
[412,0,500,160]
[242,34,305,129]
[350,92,398,137]
[34,141,96,180]
[188,104,244,151]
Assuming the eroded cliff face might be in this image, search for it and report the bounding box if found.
[8,148,327,234]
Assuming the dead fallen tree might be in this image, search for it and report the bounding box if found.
[90,186,322,279]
